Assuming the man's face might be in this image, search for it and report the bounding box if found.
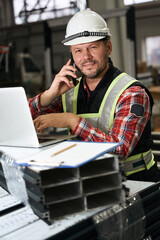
[71,40,112,79]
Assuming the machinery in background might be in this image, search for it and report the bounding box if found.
[0,44,44,97]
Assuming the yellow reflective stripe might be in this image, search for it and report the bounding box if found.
[126,149,150,162]
[73,80,81,114]
[78,113,99,118]
[126,167,146,176]
[98,73,127,117]
[109,79,139,130]
[125,151,155,176]
[126,159,155,176]
[146,155,155,169]
[62,94,66,112]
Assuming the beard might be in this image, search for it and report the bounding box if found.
[77,59,109,79]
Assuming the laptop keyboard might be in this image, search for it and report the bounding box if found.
[38,137,56,143]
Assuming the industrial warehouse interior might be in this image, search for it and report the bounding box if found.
[0,0,160,239]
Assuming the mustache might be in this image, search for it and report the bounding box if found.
[82,60,96,66]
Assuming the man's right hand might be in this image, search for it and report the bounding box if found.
[40,59,78,107]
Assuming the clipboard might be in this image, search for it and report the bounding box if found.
[14,141,123,168]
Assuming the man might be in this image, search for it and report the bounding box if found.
[29,9,159,182]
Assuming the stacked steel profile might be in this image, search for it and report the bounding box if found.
[0,152,126,223]
[0,145,160,239]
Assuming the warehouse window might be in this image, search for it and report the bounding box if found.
[13,0,87,25]
[145,36,160,67]
[124,0,157,5]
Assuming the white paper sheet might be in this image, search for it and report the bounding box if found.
[14,141,122,168]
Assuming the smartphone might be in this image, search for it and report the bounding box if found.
[70,54,77,86]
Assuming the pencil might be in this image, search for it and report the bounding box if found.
[51,143,77,157]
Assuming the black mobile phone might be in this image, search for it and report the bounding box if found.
[70,54,77,86]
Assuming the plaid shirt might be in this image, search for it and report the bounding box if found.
[28,83,151,157]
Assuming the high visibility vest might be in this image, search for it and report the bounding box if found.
[62,72,155,175]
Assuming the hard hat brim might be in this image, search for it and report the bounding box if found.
[62,36,107,46]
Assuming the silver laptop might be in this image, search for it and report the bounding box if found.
[0,87,75,148]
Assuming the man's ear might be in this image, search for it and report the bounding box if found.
[107,40,112,55]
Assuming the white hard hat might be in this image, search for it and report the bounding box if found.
[62,9,111,46]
